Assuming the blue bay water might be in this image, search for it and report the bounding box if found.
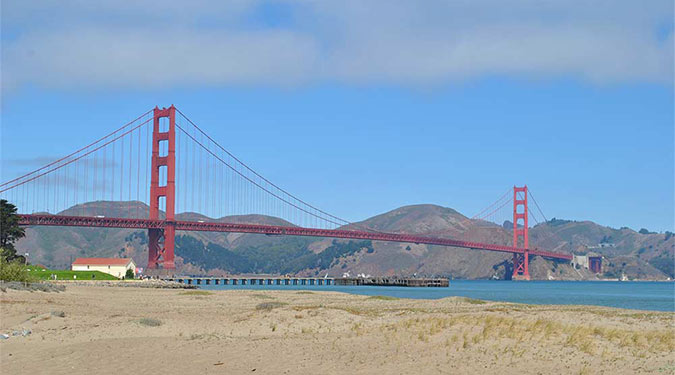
[201,280,675,312]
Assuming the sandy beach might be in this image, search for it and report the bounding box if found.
[1,285,673,374]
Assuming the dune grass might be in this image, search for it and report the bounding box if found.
[179,290,213,296]
[250,293,274,299]
[461,297,487,305]
[367,295,399,301]
[379,314,674,355]
[256,302,288,311]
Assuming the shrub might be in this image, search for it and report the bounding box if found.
[255,302,287,311]
[138,318,162,327]
[0,257,35,282]
[125,268,135,280]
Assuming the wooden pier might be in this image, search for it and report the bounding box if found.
[164,277,334,286]
[333,277,449,287]
[164,276,449,288]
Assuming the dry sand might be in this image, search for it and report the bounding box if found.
[1,285,673,374]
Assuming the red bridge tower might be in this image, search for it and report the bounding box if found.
[148,106,176,270]
[512,185,530,280]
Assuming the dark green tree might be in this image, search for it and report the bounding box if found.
[0,200,26,262]
[125,268,135,279]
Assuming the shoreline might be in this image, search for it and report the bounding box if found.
[4,278,672,311]
[195,279,674,312]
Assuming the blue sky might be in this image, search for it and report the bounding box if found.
[1,1,673,232]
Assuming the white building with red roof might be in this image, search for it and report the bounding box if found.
[71,258,136,278]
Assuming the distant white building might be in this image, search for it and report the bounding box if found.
[71,258,136,278]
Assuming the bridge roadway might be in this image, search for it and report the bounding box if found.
[18,214,573,261]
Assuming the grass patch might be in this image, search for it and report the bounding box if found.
[138,318,162,327]
[384,314,674,355]
[27,268,118,280]
[250,294,274,299]
[292,305,322,311]
[179,290,213,296]
[255,302,288,311]
[461,297,487,305]
[367,295,399,301]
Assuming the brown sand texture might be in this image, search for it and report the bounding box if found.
[1,286,673,374]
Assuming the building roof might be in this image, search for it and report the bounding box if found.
[72,258,134,266]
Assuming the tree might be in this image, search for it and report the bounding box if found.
[125,268,135,280]
[0,200,26,262]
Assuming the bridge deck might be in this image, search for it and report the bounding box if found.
[18,214,573,261]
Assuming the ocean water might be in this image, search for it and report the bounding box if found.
[201,280,675,312]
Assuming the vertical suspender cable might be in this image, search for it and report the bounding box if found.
[128,127,132,218]
[145,120,149,215]
[137,125,141,218]
[111,138,115,203]
[192,124,195,214]
[120,134,124,203]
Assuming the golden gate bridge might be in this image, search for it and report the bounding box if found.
[0,106,572,280]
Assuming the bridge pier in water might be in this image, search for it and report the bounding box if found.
[512,252,530,281]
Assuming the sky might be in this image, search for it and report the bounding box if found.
[1,0,673,232]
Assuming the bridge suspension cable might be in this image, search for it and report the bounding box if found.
[527,188,548,223]
[174,109,386,232]
[0,109,152,189]
[0,111,155,218]
[174,122,346,228]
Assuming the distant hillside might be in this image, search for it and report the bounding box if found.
[15,201,674,280]
[529,219,674,279]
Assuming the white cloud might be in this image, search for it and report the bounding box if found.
[2,0,672,92]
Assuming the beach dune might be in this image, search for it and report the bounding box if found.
[1,286,673,374]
